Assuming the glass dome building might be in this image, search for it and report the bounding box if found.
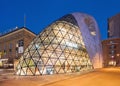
[16,12,103,75]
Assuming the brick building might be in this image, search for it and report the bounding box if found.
[102,38,120,67]
[0,27,36,68]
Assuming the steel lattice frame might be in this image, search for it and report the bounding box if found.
[16,13,102,76]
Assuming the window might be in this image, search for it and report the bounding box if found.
[0,45,1,52]
[110,41,114,44]
[4,45,7,55]
[109,50,115,55]
[16,47,18,53]
[109,45,116,49]
[9,49,12,52]
[18,39,24,47]
[9,43,12,52]
[111,55,114,58]
[9,43,12,49]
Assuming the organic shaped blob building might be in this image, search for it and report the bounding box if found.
[16,13,103,75]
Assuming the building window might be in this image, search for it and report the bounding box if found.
[111,50,114,53]
[110,41,114,44]
[16,47,18,53]
[4,50,6,55]
[111,55,114,58]
[109,50,115,55]
[9,43,12,53]
[9,49,12,52]
[18,39,24,47]
[0,45,1,52]
[4,45,7,55]
[9,43,12,49]
[109,45,116,49]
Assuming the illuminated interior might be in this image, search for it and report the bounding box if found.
[16,19,93,75]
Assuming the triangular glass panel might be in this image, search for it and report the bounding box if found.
[20,69,26,75]
[50,58,58,65]
[26,68,34,75]
[42,57,49,65]
[46,59,53,66]
[27,59,35,67]
[59,67,65,73]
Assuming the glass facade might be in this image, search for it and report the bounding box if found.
[16,13,103,75]
[16,20,93,75]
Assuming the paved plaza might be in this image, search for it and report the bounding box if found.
[0,68,120,86]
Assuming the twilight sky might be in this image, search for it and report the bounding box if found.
[0,0,120,40]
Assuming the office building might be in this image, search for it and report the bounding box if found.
[108,13,120,38]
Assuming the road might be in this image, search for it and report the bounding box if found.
[0,68,120,86]
[44,68,120,86]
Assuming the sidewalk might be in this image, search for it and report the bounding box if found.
[0,69,14,81]
[0,69,14,75]
[0,69,94,86]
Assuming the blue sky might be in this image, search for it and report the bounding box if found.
[0,0,120,40]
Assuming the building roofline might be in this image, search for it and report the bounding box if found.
[108,13,120,20]
[0,26,36,38]
[102,38,120,42]
[22,27,37,36]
